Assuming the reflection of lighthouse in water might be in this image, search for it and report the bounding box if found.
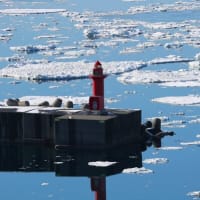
[0,144,143,200]
[91,176,106,200]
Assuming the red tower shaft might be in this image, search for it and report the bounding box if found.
[90,75,105,97]
[89,61,106,111]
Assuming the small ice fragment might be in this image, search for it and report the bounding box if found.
[49,85,59,89]
[187,190,200,198]
[189,61,200,70]
[158,146,183,150]
[88,161,117,167]
[83,29,99,40]
[53,161,64,165]
[188,51,200,69]
[8,81,21,84]
[180,141,200,146]
[41,182,49,186]
[195,53,200,61]
[189,118,200,124]
[123,167,153,174]
[162,120,186,128]
[143,158,168,164]
[164,42,183,49]
[0,9,67,15]
[48,194,53,198]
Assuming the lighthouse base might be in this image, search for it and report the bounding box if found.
[55,109,142,149]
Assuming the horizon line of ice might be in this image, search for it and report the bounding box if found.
[0,60,146,81]
[0,9,67,15]
[0,55,195,82]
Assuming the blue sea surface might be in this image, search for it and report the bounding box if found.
[0,0,200,199]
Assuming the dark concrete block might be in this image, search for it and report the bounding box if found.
[23,113,55,142]
[54,109,142,148]
[54,113,117,147]
[0,112,23,141]
[109,109,142,145]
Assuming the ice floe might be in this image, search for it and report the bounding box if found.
[143,158,168,165]
[148,55,192,65]
[1,27,15,32]
[161,120,186,128]
[119,47,142,54]
[40,182,49,186]
[19,95,89,106]
[136,42,158,49]
[189,53,200,70]
[10,44,56,54]
[146,116,169,122]
[118,69,200,86]
[0,60,145,81]
[180,141,200,146]
[83,28,100,40]
[0,55,23,62]
[164,42,183,49]
[0,33,12,41]
[88,161,117,167]
[0,2,199,87]
[189,61,200,70]
[146,116,187,128]
[0,54,198,82]
[53,161,64,165]
[122,167,153,174]
[55,49,96,59]
[152,95,200,106]
[187,190,200,198]
[0,9,67,15]
[60,3,200,54]
[48,85,60,89]
[189,118,200,124]
[157,146,184,151]
[34,34,62,40]
[5,95,117,106]
[127,1,200,14]
[81,22,142,40]
[160,81,200,87]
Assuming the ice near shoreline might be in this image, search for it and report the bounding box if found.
[0,2,200,83]
[0,2,199,108]
[0,53,199,106]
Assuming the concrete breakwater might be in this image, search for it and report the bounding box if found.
[0,105,142,149]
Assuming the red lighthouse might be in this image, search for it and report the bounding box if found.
[89,61,106,110]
